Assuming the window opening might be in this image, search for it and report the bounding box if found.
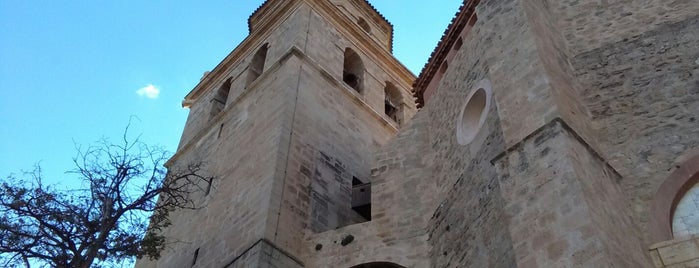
[246,43,269,87]
[456,79,492,145]
[440,61,449,74]
[205,177,213,196]
[343,48,364,93]
[351,176,371,221]
[210,78,232,119]
[384,82,402,125]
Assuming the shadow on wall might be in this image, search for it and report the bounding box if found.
[350,262,406,268]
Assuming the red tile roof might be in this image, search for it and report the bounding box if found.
[412,0,479,108]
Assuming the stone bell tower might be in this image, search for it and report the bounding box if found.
[135,0,416,267]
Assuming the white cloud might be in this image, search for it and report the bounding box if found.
[136,84,160,99]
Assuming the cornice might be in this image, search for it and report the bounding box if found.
[182,0,301,106]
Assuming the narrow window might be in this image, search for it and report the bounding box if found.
[210,78,232,119]
[191,248,200,267]
[343,48,364,93]
[384,82,402,125]
[351,176,371,221]
[246,43,269,87]
[357,18,371,33]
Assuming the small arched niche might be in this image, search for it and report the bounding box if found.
[343,48,364,93]
[454,37,463,51]
[357,17,371,33]
[456,79,492,145]
[210,77,232,119]
[384,82,403,125]
[246,43,269,87]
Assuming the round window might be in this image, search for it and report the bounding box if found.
[456,79,492,145]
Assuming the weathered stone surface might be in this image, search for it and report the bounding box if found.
[572,14,699,245]
[138,0,699,267]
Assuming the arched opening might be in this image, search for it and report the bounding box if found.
[246,43,268,87]
[350,262,406,268]
[672,175,699,238]
[454,37,463,51]
[357,17,371,33]
[384,82,403,125]
[210,77,232,119]
[440,61,448,74]
[343,48,364,93]
[649,153,699,242]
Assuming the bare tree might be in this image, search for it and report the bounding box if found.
[0,129,212,268]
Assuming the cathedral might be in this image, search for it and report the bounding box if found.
[136,0,699,267]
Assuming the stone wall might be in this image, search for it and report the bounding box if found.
[571,15,699,243]
[271,49,399,258]
[135,52,299,268]
[223,240,303,268]
[266,1,418,261]
[304,104,435,268]
[495,121,650,267]
[673,183,699,238]
[178,3,312,149]
[548,0,699,55]
[415,3,516,265]
[425,96,514,267]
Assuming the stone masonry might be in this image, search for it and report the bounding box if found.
[137,0,699,267]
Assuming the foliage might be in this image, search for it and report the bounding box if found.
[0,130,212,268]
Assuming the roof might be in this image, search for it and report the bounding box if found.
[412,0,479,108]
[248,0,393,38]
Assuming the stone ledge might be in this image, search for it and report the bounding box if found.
[490,117,622,181]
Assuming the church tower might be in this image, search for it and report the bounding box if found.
[136,0,416,267]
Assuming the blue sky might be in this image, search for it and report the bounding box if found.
[0,0,462,185]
